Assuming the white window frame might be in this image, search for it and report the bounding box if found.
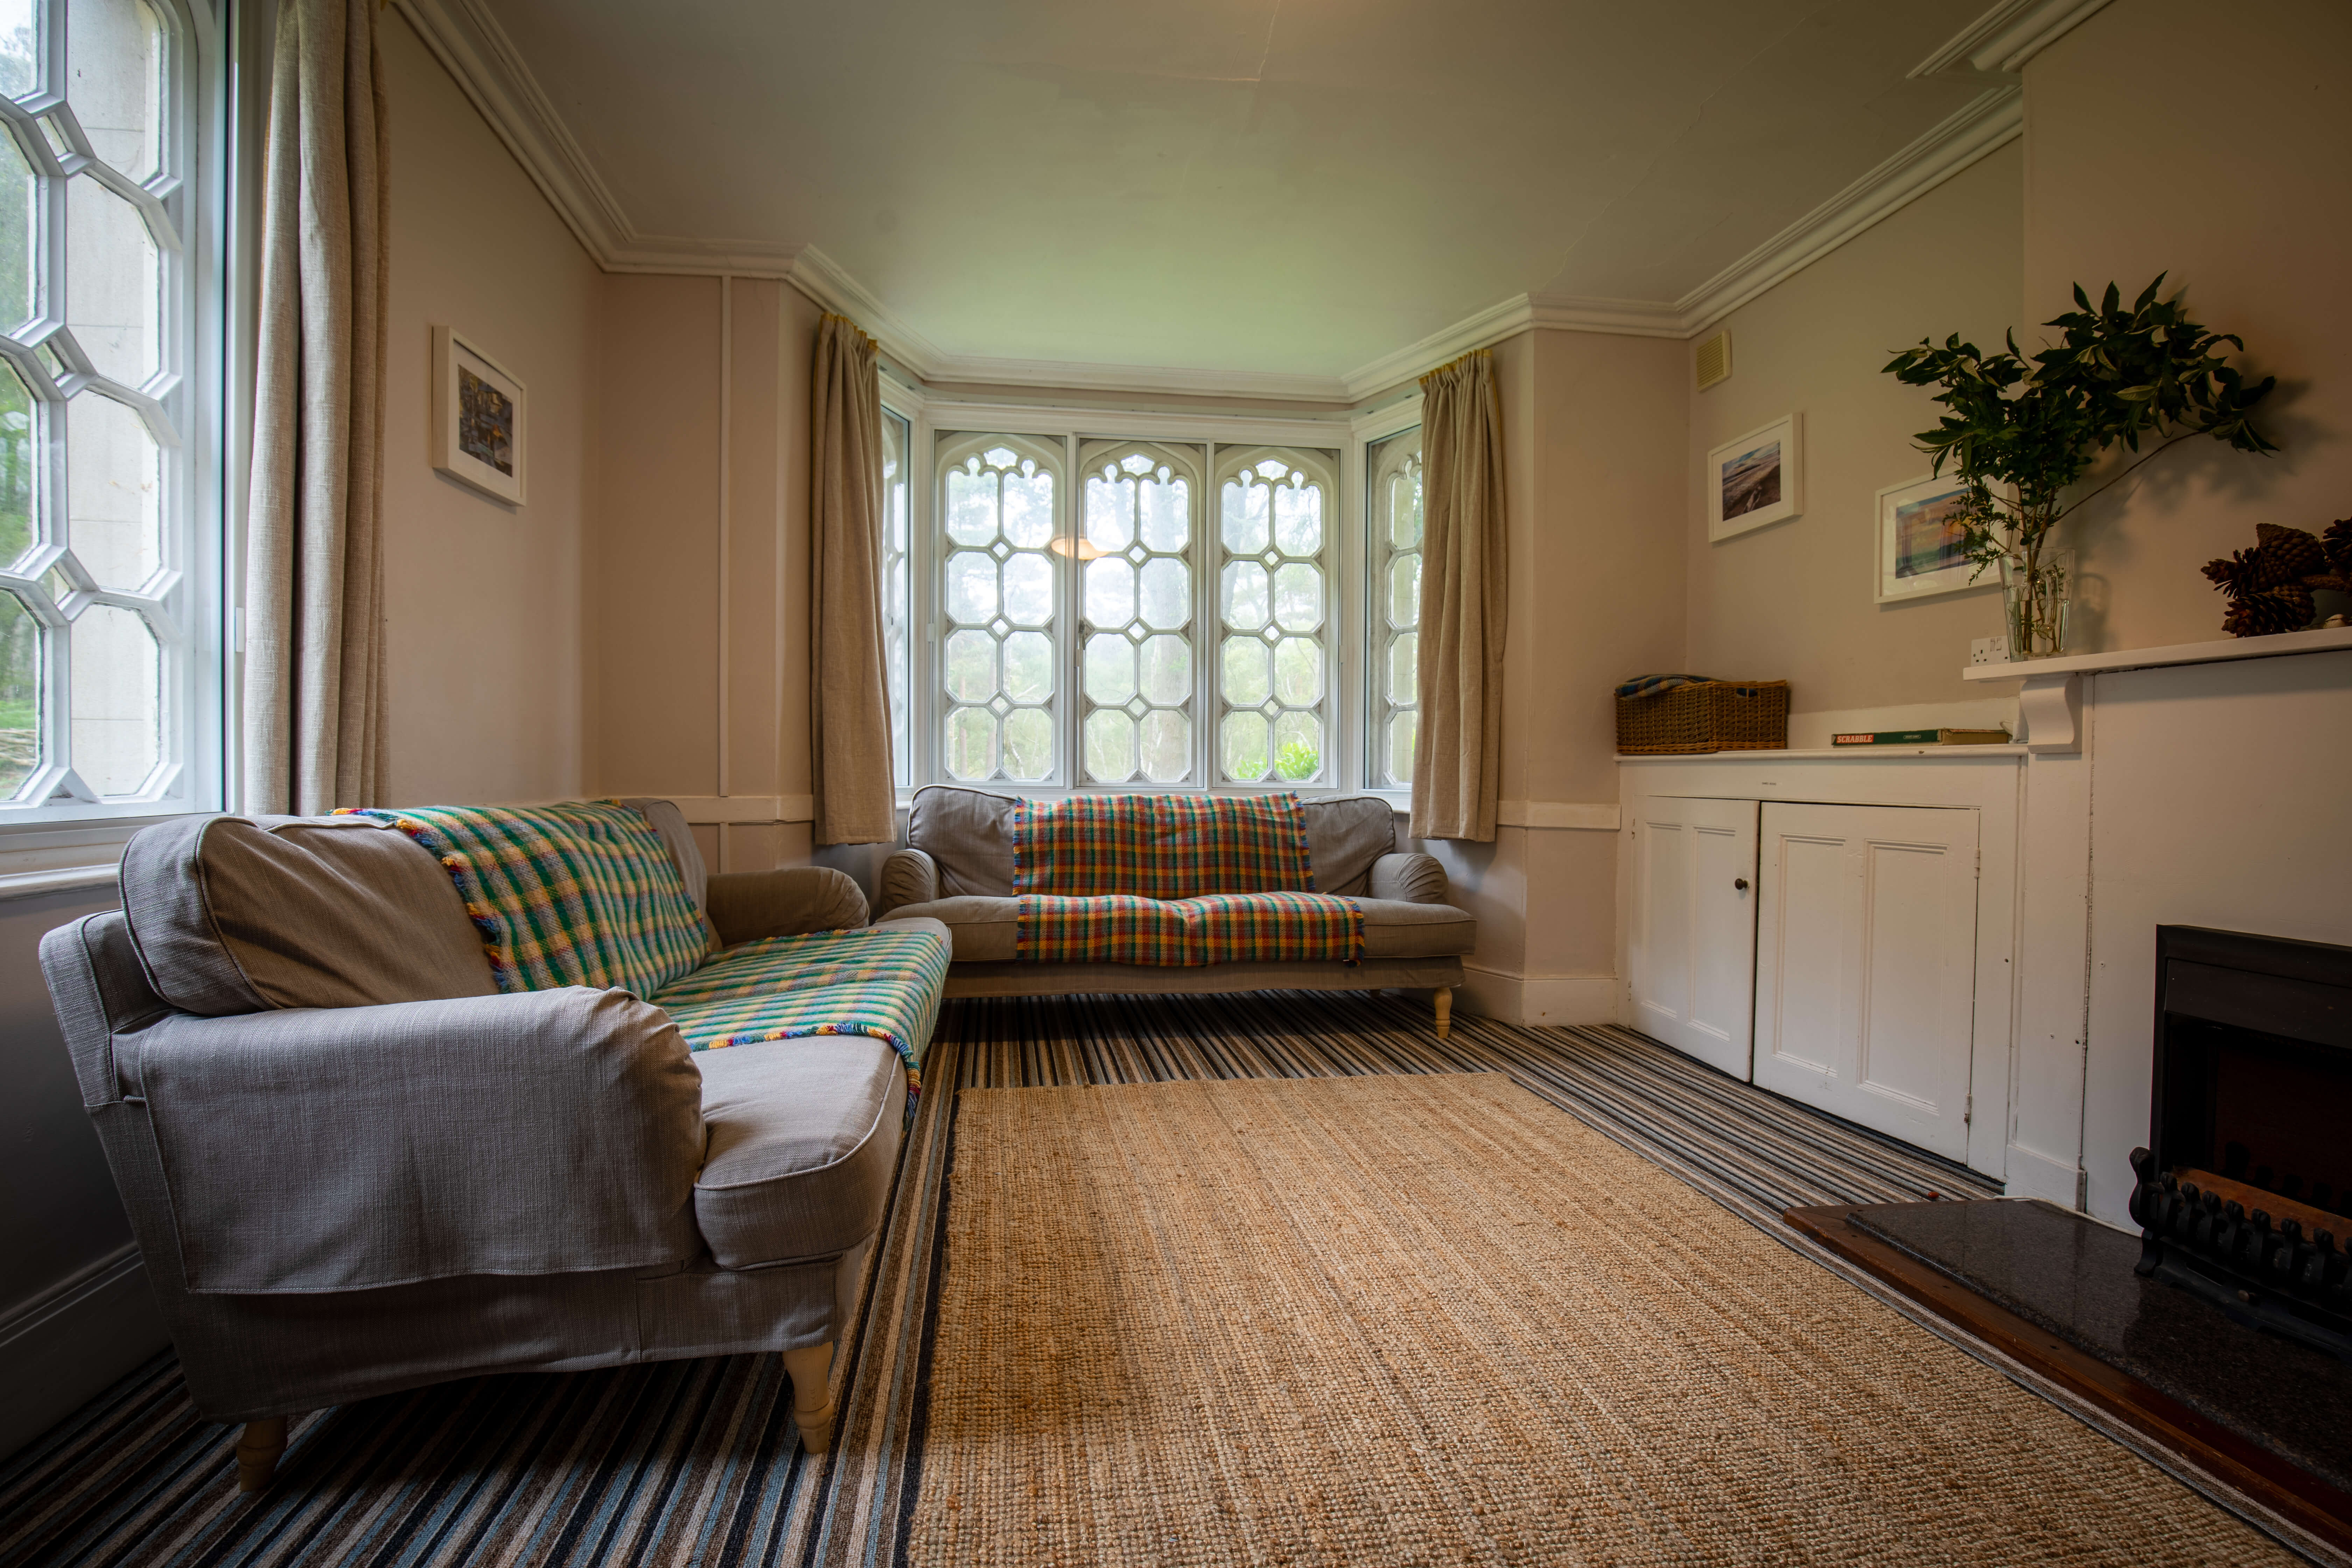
[1074,436,1203,788]
[1352,394,1422,808]
[0,0,225,840]
[1365,421,1424,792]
[1209,443,1338,788]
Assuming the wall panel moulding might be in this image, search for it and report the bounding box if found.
[394,0,2030,404]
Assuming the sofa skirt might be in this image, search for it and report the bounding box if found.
[940,955,1464,999]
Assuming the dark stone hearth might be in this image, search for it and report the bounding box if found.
[1848,1197,2352,1497]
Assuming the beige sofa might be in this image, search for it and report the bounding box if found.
[874,787,1474,1031]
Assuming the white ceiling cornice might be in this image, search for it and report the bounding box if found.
[393,0,2029,405]
[1909,0,2115,77]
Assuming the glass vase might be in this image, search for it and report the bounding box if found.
[2002,550,2073,659]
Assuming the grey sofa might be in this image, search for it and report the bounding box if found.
[38,800,947,1490]
[875,787,1473,1032]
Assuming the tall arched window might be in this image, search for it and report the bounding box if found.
[937,435,1062,784]
[1077,440,1197,785]
[1368,427,1422,788]
[1213,448,1332,785]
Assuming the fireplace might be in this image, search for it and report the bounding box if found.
[2129,924,2352,1360]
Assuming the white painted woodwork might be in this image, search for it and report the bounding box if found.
[1752,803,1981,1161]
[1625,796,1758,1077]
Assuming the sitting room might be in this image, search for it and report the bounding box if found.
[3,0,2349,1563]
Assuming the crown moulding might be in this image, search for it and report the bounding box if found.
[391,0,2032,406]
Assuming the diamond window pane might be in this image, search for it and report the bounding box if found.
[1083,708,1136,783]
[1273,483,1322,555]
[0,359,32,568]
[943,629,996,703]
[1387,710,1417,786]
[1084,474,1133,551]
[1137,556,1187,630]
[1139,633,1189,707]
[945,550,996,624]
[1139,477,1188,551]
[1083,631,1135,706]
[1219,634,1269,707]
[70,0,165,182]
[1273,636,1322,706]
[1253,458,1288,481]
[1001,551,1052,626]
[1272,562,1323,631]
[1002,629,1053,704]
[68,392,160,589]
[1001,707,1053,780]
[1387,631,1418,705]
[1139,709,1188,783]
[1119,453,1150,476]
[1220,479,1268,554]
[1387,552,1421,630]
[68,175,162,387]
[1083,555,1133,628]
[70,601,159,794]
[0,0,35,98]
[945,464,996,545]
[0,587,38,797]
[1272,709,1321,782]
[1001,470,1054,548]
[1220,709,1270,782]
[0,124,32,333]
[944,705,996,780]
[1219,560,1267,631]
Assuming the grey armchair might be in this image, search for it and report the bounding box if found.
[39,803,945,1489]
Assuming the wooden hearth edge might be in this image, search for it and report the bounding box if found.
[1783,1203,2352,1560]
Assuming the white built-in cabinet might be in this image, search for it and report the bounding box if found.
[1619,753,2019,1175]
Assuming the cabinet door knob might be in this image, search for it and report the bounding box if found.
[1734,878,1749,891]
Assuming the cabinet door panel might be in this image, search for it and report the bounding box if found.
[1753,802,1978,1160]
[1626,796,1758,1077]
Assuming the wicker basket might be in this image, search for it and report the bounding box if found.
[1615,680,1790,754]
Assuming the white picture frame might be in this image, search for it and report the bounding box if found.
[432,326,527,505]
[1875,473,1996,603]
[1706,412,1801,541]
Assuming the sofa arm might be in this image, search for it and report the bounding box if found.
[128,987,706,1294]
[707,867,868,945]
[874,848,939,919]
[1368,851,1449,904]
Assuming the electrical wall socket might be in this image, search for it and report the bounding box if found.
[1970,636,2011,665]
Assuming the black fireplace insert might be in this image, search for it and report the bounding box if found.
[2129,924,2352,1360]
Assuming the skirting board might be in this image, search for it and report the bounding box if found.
[1457,964,1617,1027]
[0,1245,168,1462]
[2004,1140,2087,1208]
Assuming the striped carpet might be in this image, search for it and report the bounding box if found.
[0,992,2070,1568]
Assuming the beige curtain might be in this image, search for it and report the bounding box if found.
[809,314,896,844]
[242,0,388,814]
[1409,349,1507,842]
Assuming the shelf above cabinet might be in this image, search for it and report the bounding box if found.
[1960,625,2352,682]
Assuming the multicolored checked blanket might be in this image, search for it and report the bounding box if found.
[346,801,944,1093]
[1011,793,1362,966]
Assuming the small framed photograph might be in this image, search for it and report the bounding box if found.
[1875,474,1994,602]
[1706,412,1802,541]
[432,326,527,505]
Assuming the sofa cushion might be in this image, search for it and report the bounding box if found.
[1300,797,1397,895]
[888,894,1474,963]
[693,1037,906,1268]
[120,814,496,1015]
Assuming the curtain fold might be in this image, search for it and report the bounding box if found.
[1409,349,1507,842]
[809,314,896,844]
[242,0,388,815]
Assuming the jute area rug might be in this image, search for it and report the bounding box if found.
[907,1073,2288,1567]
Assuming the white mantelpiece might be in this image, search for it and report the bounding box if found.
[1957,626,2352,755]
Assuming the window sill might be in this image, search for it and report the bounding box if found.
[0,812,193,892]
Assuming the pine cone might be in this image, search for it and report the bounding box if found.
[2323,517,2352,578]
[2202,548,2263,598]
[2222,583,2315,637]
[2253,523,2327,586]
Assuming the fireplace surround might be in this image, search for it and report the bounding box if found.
[2129,924,2352,1360]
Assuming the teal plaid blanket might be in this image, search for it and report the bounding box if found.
[346,801,711,996]
[651,925,949,1099]
[1013,792,1317,898]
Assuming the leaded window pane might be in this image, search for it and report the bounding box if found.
[938,442,1058,783]
[1077,442,1194,784]
[1214,450,1330,784]
[1368,432,1423,787]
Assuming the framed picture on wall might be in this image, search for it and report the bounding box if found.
[1706,412,1802,541]
[432,326,528,505]
[1874,473,1995,602]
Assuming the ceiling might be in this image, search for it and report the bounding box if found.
[475,0,2011,385]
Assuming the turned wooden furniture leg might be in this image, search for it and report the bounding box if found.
[1434,986,1453,1041]
[236,1416,287,1492]
[782,1342,838,1455]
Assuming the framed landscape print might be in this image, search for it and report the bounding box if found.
[432,326,527,504]
[1706,412,1802,541]
[1874,474,1992,602]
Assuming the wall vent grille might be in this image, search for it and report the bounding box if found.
[1694,331,1732,391]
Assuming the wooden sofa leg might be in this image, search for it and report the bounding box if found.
[236,1416,287,1493]
[783,1343,838,1455]
[1434,986,1453,1041]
